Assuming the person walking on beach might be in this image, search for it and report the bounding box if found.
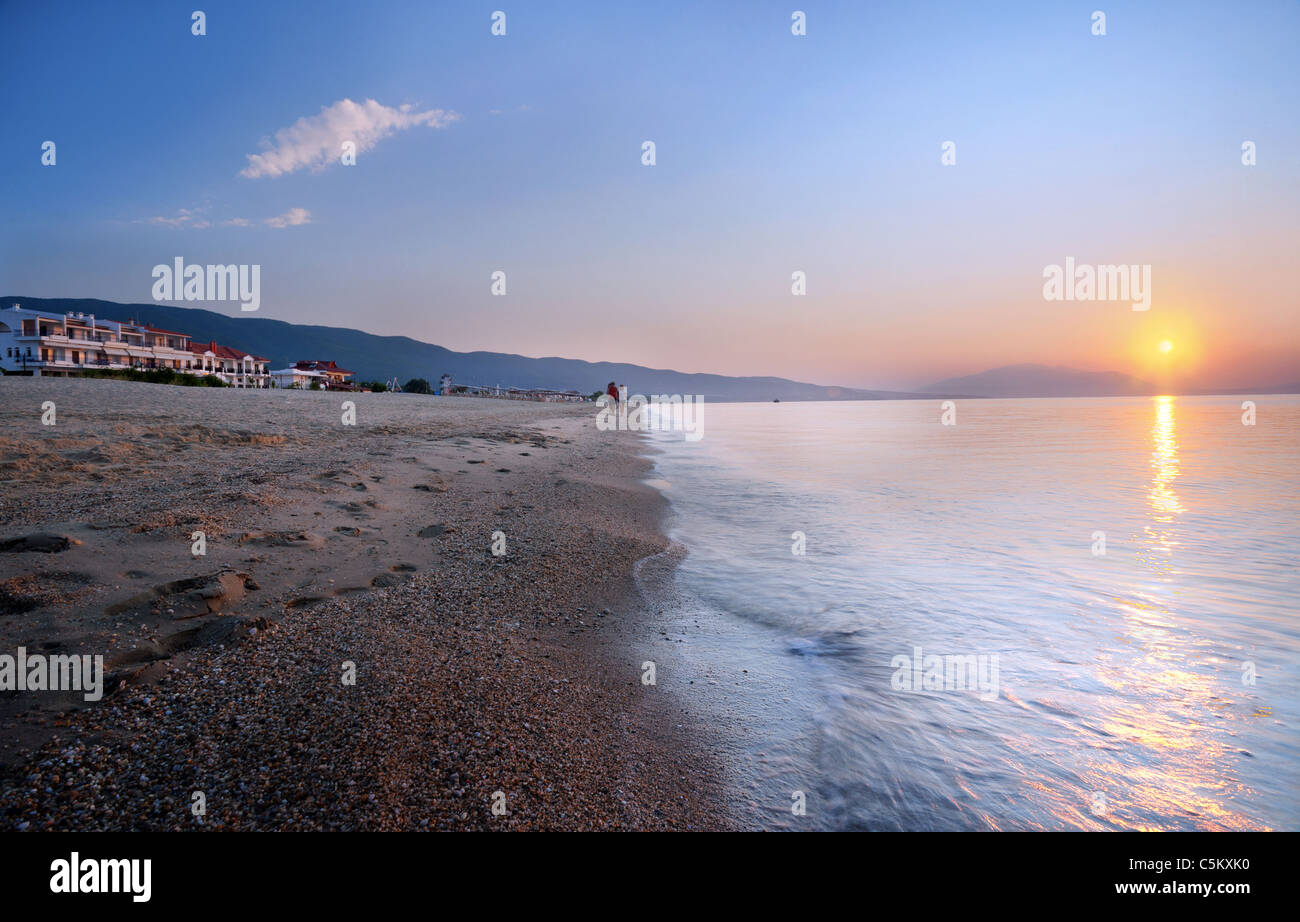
[606,381,619,405]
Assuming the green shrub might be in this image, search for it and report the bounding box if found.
[79,368,227,387]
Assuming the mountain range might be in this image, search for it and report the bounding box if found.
[5,298,1296,399]
[920,364,1156,397]
[921,363,1299,397]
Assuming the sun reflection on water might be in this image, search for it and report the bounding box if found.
[1147,395,1185,525]
[1082,396,1262,829]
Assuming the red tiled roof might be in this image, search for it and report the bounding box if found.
[188,341,268,362]
[293,359,354,376]
[144,325,189,336]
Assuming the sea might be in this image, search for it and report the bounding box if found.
[638,396,1299,830]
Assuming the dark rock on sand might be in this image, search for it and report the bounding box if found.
[0,533,73,554]
[0,588,39,616]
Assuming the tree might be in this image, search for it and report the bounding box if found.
[404,377,433,394]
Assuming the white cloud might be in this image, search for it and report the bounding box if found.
[146,208,206,228]
[240,98,459,179]
[263,207,312,228]
[141,207,309,229]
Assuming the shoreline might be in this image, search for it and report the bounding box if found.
[0,377,731,830]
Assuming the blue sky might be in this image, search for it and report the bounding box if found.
[2,0,1297,389]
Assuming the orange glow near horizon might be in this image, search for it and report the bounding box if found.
[1118,313,1206,386]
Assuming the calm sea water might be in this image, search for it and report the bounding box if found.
[639,396,1299,830]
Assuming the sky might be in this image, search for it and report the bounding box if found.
[2,0,1297,391]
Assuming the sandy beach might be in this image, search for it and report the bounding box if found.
[0,377,727,830]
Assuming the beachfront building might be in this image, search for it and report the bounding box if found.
[0,303,196,376]
[268,366,330,389]
[0,303,271,386]
[291,360,355,390]
[186,341,272,388]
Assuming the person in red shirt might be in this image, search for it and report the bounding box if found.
[605,381,619,405]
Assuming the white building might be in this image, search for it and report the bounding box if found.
[0,304,194,376]
[269,367,330,389]
[186,341,271,388]
[0,303,270,387]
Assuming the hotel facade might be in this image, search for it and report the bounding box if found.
[0,304,270,387]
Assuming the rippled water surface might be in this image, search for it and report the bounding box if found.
[642,397,1299,830]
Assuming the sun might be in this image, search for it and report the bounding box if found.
[1126,316,1200,379]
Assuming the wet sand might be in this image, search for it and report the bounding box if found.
[0,377,729,830]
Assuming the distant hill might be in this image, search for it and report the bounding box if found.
[922,364,1156,397]
[922,363,1300,398]
[4,297,910,402]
